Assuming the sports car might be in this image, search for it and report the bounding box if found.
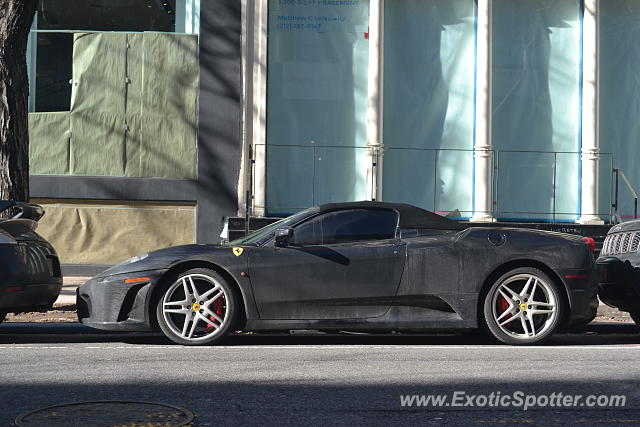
[596,219,640,324]
[77,201,597,345]
[0,201,63,323]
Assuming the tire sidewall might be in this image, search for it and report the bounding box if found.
[156,268,237,346]
[483,267,563,345]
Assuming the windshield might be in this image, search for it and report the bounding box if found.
[229,210,311,246]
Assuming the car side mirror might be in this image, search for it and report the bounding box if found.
[275,227,294,247]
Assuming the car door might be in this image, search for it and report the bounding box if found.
[248,208,407,320]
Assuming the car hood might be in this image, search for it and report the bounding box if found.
[97,244,242,277]
[607,220,640,234]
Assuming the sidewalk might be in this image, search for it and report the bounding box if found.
[595,301,633,323]
[55,277,90,306]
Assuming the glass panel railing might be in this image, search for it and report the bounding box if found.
[496,151,556,221]
[598,152,615,223]
[495,150,615,223]
[259,145,616,223]
[312,146,368,207]
[382,148,474,218]
[382,148,437,212]
[262,144,367,216]
[264,144,315,216]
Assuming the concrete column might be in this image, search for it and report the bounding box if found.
[237,0,250,217]
[185,0,200,34]
[365,0,384,201]
[578,0,604,224]
[243,0,268,217]
[470,0,494,222]
[26,15,37,112]
[175,0,199,34]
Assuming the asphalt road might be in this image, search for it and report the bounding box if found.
[1,324,640,426]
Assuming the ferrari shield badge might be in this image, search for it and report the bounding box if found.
[233,247,244,257]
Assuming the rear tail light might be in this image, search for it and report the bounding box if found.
[582,237,596,252]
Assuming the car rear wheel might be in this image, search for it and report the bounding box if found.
[483,267,563,345]
[156,268,237,346]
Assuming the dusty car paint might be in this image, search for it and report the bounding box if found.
[78,202,597,333]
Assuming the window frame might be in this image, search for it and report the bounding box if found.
[288,208,400,247]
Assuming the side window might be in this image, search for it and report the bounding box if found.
[292,209,398,246]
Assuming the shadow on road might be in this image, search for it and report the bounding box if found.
[0,322,638,346]
[2,378,640,426]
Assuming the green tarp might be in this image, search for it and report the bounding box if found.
[30,32,198,179]
[33,199,196,265]
[28,112,70,175]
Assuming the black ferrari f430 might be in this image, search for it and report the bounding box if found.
[77,202,598,345]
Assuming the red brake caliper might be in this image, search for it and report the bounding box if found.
[497,295,511,325]
[205,296,226,330]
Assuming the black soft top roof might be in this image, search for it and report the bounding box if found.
[316,201,464,230]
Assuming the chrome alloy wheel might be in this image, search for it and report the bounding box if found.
[491,273,558,341]
[161,273,228,342]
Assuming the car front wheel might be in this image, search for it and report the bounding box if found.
[156,268,237,345]
[483,267,563,345]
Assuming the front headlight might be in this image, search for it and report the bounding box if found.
[126,253,149,264]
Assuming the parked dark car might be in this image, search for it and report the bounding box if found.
[78,201,597,345]
[0,201,63,323]
[597,220,640,324]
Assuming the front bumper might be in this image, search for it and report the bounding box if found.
[597,257,640,314]
[77,269,167,331]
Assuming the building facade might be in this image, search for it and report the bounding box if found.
[26,0,640,273]
[27,0,242,274]
[243,0,629,224]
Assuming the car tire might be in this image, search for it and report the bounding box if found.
[156,268,238,346]
[483,267,563,345]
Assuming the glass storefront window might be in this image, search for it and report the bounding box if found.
[37,0,178,32]
[266,0,370,215]
[492,0,581,221]
[35,33,73,112]
[600,0,640,221]
[382,0,476,218]
[28,0,199,113]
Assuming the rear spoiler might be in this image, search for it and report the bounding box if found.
[0,201,45,222]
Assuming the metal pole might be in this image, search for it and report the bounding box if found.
[245,144,253,236]
[553,152,557,222]
[312,147,316,205]
[613,168,619,214]
[432,152,437,211]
